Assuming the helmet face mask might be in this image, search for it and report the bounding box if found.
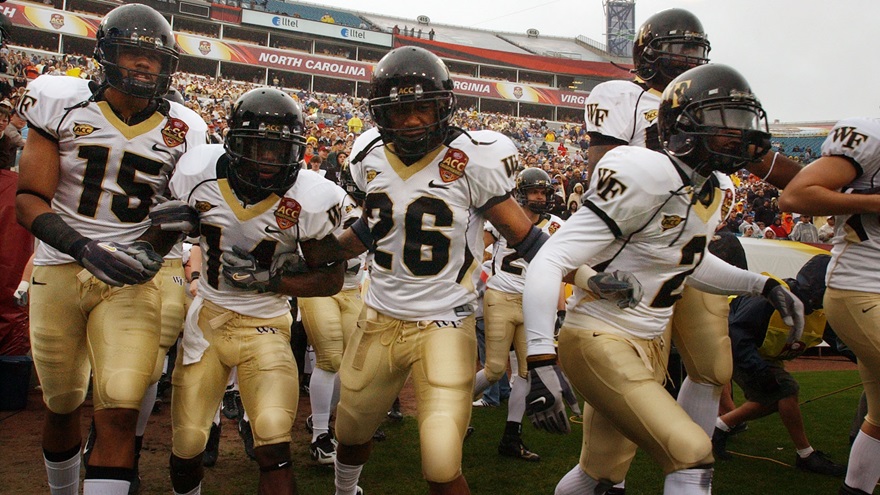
[225,88,307,202]
[633,9,711,88]
[516,168,555,214]
[95,4,179,99]
[369,47,456,162]
[339,163,365,202]
[659,64,771,176]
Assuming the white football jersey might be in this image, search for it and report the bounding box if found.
[350,128,519,321]
[821,117,880,293]
[525,146,735,342]
[170,145,346,318]
[583,79,662,150]
[485,213,564,295]
[19,75,208,266]
[339,195,366,291]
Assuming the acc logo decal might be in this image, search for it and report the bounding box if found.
[644,108,658,123]
[73,122,99,137]
[50,13,65,30]
[274,197,301,229]
[439,148,469,183]
[660,214,683,231]
[194,201,216,213]
[344,204,355,214]
[720,188,734,221]
[548,222,561,235]
[161,118,189,147]
[199,40,212,56]
[365,170,379,183]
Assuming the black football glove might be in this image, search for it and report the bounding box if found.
[149,196,200,235]
[525,360,571,434]
[78,240,164,287]
[554,310,566,340]
[222,246,279,292]
[762,279,805,345]
[13,281,28,307]
[587,270,643,309]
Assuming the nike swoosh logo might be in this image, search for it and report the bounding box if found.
[232,273,250,281]
[428,180,449,189]
[529,397,547,406]
[863,305,877,313]
[265,226,283,234]
[32,280,47,285]
[152,144,172,156]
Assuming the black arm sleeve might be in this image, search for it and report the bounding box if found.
[30,212,90,260]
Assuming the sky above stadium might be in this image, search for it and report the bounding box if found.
[313,0,875,124]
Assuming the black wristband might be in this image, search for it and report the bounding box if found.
[30,212,91,260]
[557,310,566,318]
[511,225,549,263]
[190,271,200,281]
[350,217,373,249]
[762,278,781,297]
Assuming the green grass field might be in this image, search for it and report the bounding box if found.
[249,369,862,494]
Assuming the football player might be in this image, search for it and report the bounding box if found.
[15,5,206,494]
[310,46,552,495]
[298,183,364,465]
[476,167,567,462]
[582,9,805,462]
[779,118,880,495]
[524,64,805,494]
[150,87,347,495]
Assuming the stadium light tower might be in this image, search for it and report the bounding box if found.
[604,0,635,57]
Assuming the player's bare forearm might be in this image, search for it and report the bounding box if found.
[310,229,368,267]
[746,152,802,188]
[274,263,344,298]
[138,225,179,257]
[16,127,60,230]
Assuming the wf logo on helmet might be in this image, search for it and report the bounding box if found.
[439,148,468,183]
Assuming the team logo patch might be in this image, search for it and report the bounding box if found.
[365,170,379,183]
[439,148,469,183]
[73,123,98,137]
[274,197,301,229]
[161,118,189,147]
[195,201,217,213]
[50,13,64,30]
[548,222,561,235]
[199,40,212,56]
[660,214,683,231]
[344,204,355,214]
[721,188,734,221]
[644,108,658,122]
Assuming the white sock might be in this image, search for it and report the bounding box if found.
[242,408,250,423]
[509,350,519,382]
[796,446,814,458]
[677,377,722,437]
[174,485,201,495]
[507,375,529,422]
[554,465,604,495]
[305,347,315,375]
[83,479,130,495]
[334,460,363,495]
[846,431,880,492]
[44,452,81,495]
[473,369,491,398]
[715,417,731,432]
[310,368,337,441]
[613,481,625,490]
[137,381,159,436]
[663,467,712,495]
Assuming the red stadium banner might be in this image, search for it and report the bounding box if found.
[210,3,241,24]
[3,0,101,38]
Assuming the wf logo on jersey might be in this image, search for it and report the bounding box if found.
[831,127,869,150]
[50,14,65,30]
[585,104,609,127]
[274,197,301,229]
[161,118,189,147]
[595,168,628,201]
[199,40,212,56]
[660,214,683,231]
[366,170,379,183]
[73,123,99,137]
[439,148,469,183]
[195,201,217,213]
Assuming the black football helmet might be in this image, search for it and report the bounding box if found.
[225,88,307,202]
[633,8,710,89]
[515,168,554,213]
[658,64,771,176]
[368,46,456,161]
[94,4,179,99]
[0,14,13,46]
[162,87,185,105]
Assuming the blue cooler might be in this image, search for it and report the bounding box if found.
[0,355,33,410]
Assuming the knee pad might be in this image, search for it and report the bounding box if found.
[46,389,88,415]
[251,406,294,447]
[316,353,342,373]
[173,426,210,460]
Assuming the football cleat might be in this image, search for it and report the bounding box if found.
[305,414,313,434]
[729,421,749,436]
[796,450,846,477]
[606,488,626,495]
[498,434,541,462]
[373,427,386,442]
[839,484,871,495]
[472,398,495,408]
[309,432,337,465]
[203,423,221,467]
[82,419,97,465]
[222,389,241,421]
[238,419,256,460]
[711,427,731,461]
[387,397,403,421]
